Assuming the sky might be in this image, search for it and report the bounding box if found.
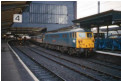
[77,1,121,18]
[76,1,121,33]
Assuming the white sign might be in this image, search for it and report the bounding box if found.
[13,14,22,23]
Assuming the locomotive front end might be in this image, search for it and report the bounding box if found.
[76,32,95,56]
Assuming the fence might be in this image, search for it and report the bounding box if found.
[95,38,121,50]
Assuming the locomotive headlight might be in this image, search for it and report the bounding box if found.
[3,35,6,37]
[73,40,76,43]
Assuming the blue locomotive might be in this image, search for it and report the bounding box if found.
[42,29,95,56]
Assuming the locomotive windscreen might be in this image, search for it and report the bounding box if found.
[87,33,92,38]
[79,33,86,38]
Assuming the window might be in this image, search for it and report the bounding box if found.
[46,35,48,38]
[79,33,86,38]
[72,33,74,38]
[70,32,75,38]
[87,33,92,38]
[74,32,76,38]
[62,34,67,38]
[72,32,76,38]
[51,34,59,38]
[30,3,68,24]
[62,34,64,38]
[70,33,71,38]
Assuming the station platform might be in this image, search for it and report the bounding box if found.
[1,40,34,81]
[96,50,121,57]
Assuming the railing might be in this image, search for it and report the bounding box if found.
[95,38,121,50]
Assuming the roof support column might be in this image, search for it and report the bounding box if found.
[97,25,100,39]
[107,25,109,38]
[16,27,17,40]
[97,25,100,48]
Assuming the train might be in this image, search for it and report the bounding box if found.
[30,28,95,56]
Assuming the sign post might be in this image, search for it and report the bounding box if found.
[13,14,22,40]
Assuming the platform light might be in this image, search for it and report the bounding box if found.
[6,32,11,34]
[3,35,6,37]
[109,25,118,27]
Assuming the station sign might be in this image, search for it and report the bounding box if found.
[13,14,22,23]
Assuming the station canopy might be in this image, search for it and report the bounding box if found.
[10,27,47,35]
[100,27,121,32]
[72,10,121,28]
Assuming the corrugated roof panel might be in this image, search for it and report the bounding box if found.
[12,1,77,31]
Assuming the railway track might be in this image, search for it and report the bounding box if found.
[18,47,94,81]
[85,58,121,71]
[9,41,121,81]
[9,41,65,81]
[27,43,121,81]
[28,45,121,81]
[33,45,121,71]
[21,42,121,71]
[35,43,121,71]
[30,41,121,70]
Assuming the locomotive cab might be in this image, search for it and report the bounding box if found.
[76,32,95,56]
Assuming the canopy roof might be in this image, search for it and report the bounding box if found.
[10,27,46,35]
[73,10,121,28]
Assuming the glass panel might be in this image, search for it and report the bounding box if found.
[29,3,68,24]
[79,33,86,38]
[74,32,76,38]
[87,33,92,38]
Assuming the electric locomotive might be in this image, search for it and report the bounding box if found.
[43,28,95,56]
